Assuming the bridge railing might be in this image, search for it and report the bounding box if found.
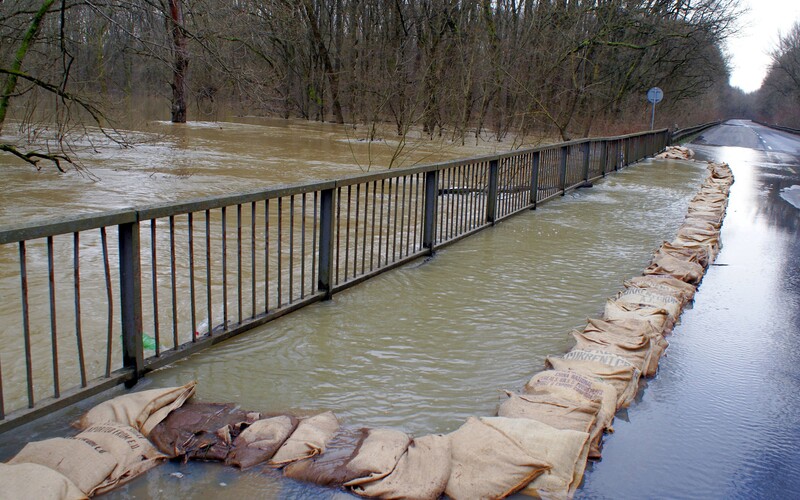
[0,127,669,432]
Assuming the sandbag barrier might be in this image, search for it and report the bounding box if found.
[3,148,733,500]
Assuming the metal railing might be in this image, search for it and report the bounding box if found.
[0,128,669,433]
[670,121,722,144]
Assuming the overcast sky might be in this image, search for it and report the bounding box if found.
[727,0,800,93]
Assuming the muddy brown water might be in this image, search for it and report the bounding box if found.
[0,118,707,498]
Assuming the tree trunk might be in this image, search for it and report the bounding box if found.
[168,0,188,123]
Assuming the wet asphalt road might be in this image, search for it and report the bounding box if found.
[579,120,800,499]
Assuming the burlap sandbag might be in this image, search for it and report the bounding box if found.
[343,428,411,487]
[226,415,298,469]
[445,417,551,500]
[498,392,598,436]
[0,462,87,500]
[581,318,668,377]
[676,225,720,248]
[78,381,196,436]
[283,427,367,486]
[481,417,590,500]
[604,299,671,333]
[624,275,696,305]
[9,437,117,496]
[546,351,641,410]
[571,327,652,374]
[76,422,167,496]
[671,236,719,264]
[685,210,723,227]
[655,240,710,269]
[644,252,705,285]
[269,411,340,467]
[614,287,682,320]
[148,402,262,461]
[521,369,617,458]
[350,434,452,500]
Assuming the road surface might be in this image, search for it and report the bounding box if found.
[579,120,800,499]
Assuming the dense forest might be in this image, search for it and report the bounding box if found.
[1,1,798,169]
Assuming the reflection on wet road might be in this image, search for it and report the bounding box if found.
[579,121,800,499]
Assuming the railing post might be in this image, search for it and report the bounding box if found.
[486,159,499,223]
[529,151,540,209]
[600,141,608,177]
[422,170,438,252]
[582,141,591,181]
[119,221,144,385]
[559,146,568,195]
[624,139,630,168]
[318,188,335,299]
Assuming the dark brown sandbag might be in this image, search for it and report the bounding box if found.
[283,427,368,486]
[226,415,298,469]
[148,402,261,461]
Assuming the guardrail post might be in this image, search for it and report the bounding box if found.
[529,151,540,209]
[599,141,608,177]
[559,146,568,195]
[318,188,335,299]
[581,141,591,181]
[423,170,438,252]
[119,221,144,385]
[624,139,630,168]
[486,159,499,223]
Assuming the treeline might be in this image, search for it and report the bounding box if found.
[2,0,741,167]
[752,21,800,128]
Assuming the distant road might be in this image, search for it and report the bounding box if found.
[693,119,800,155]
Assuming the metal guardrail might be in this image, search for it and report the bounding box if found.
[0,128,670,433]
[670,121,723,144]
[752,120,800,135]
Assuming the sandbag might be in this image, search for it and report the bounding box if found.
[498,392,598,436]
[644,252,705,285]
[655,240,710,269]
[343,428,412,487]
[78,381,196,436]
[546,351,641,409]
[226,415,298,469]
[350,434,451,500]
[604,299,671,332]
[445,417,551,500]
[76,423,167,496]
[9,437,117,496]
[624,275,696,305]
[283,427,367,486]
[572,327,652,374]
[148,402,262,461]
[522,369,617,457]
[269,411,340,467]
[671,236,719,264]
[614,287,682,320]
[481,417,590,500]
[582,318,668,377]
[0,462,87,500]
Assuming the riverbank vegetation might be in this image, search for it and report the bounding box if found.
[2,0,745,170]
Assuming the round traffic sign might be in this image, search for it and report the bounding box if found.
[647,87,663,104]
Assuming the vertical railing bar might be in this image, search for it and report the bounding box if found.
[251,202,257,316]
[400,175,408,257]
[101,228,114,377]
[119,221,143,383]
[46,235,60,398]
[422,170,438,251]
[353,185,360,277]
[19,241,34,407]
[289,195,295,302]
[361,183,369,274]
[311,194,317,297]
[468,163,477,228]
[487,160,499,224]
[188,213,197,342]
[344,186,351,281]
[236,204,243,323]
[221,207,228,329]
[385,177,393,264]
[205,210,212,337]
[413,173,420,251]
[377,180,385,268]
[335,187,342,284]
[436,171,443,242]
[169,217,178,348]
[277,198,283,307]
[74,232,87,386]
[318,188,335,298]
[447,167,455,238]
[264,200,270,312]
[150,221,161,357]
[370,181,377,271]
[531,151,541,207]
[301,193,307,299]
[392,177,399,261]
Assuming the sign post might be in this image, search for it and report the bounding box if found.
[647,87,663,130]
